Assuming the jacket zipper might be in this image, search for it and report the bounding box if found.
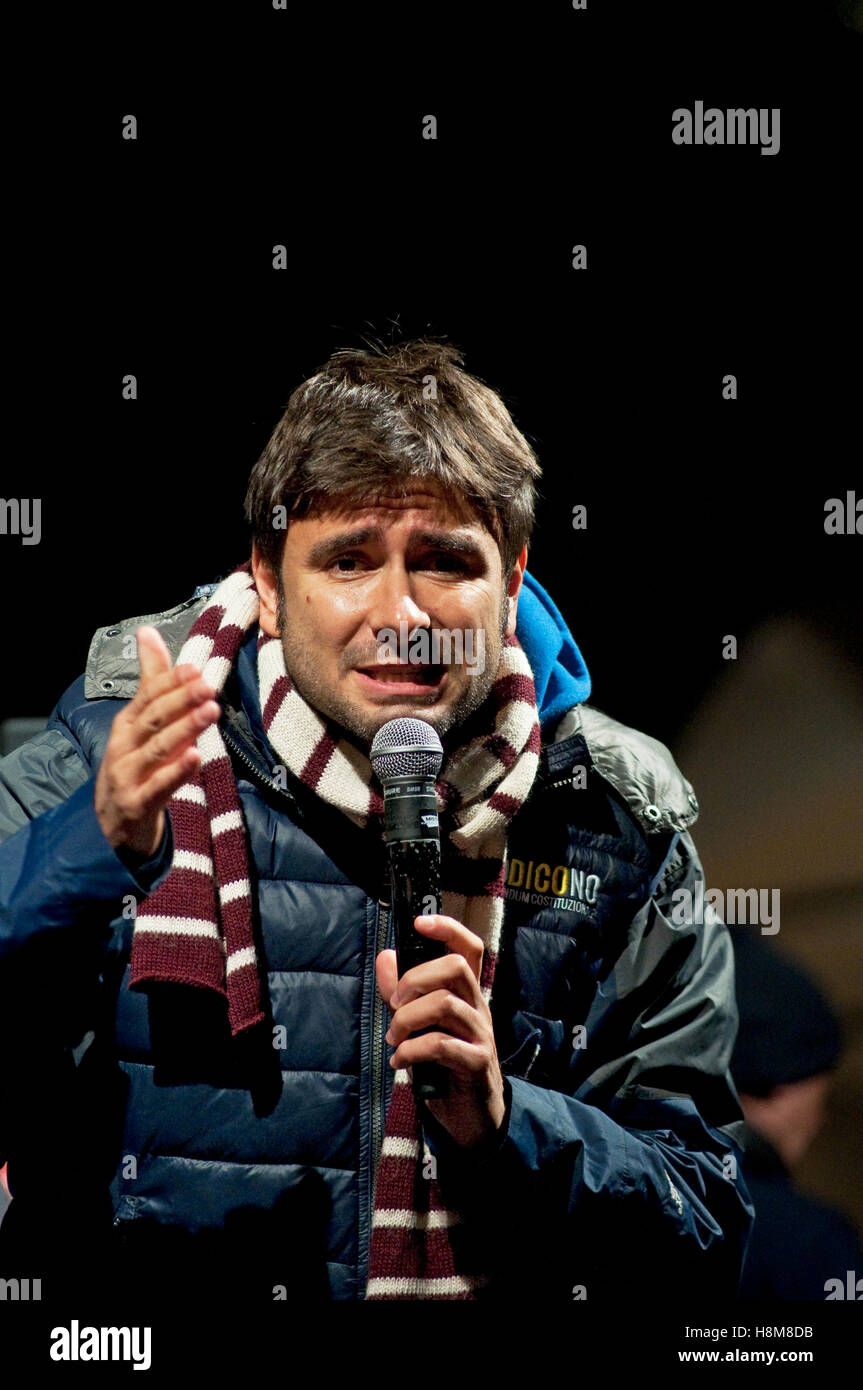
[220,723,299,811]
[369,900,390,1222]
[222,717,389,1272]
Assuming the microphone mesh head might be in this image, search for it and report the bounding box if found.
[370,718,444,782]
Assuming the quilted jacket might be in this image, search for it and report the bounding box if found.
[0,568,754,1302]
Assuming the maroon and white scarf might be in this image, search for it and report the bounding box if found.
[129,559,541,1298]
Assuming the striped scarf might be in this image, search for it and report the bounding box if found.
[129,559,541,1298]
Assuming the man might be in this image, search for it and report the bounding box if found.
[730,927,863,1299]
[0,337,753,1303]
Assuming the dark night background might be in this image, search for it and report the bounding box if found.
[0,0,861,1358]
[4,0,859,744]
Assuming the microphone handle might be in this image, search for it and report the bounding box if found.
[388,837,450,1101]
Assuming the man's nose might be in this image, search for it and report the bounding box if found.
[366,562,431,639]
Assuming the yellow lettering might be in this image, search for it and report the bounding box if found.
[552,865,569,896]
[508,858,524,888]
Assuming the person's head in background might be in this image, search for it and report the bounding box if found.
[730,927,843,1171]
[836,0,863,35]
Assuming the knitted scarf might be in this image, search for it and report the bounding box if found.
[129,560,541,1298]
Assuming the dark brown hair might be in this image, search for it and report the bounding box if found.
[244,336,542,580]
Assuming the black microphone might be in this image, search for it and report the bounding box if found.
[370,717,450,1102]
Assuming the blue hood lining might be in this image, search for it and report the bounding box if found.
[516,569,591,731]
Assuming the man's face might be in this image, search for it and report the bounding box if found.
[252,487,526,751]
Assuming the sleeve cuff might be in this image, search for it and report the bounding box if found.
[420,1074,514,1172]
[113,817,174,895]
[0,778,177,955]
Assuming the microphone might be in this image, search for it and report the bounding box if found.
[370,717,450,1102]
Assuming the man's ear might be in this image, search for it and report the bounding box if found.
[251,543,280,637]
[504,545,528,638]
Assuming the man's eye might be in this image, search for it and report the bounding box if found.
[426,553,468,573]
[329,553,467,574]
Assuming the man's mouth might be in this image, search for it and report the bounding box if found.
[354,664,446,695]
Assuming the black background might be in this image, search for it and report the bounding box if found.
[1,0,861,1363]
[4,0,860,747]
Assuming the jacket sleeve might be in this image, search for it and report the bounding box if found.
[0,720,174,1020]
[421,828,756,1302]
[0,712,174,1185]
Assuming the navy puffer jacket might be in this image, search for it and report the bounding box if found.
[0,570,754,1302]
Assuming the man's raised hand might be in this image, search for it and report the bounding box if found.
[94,625,220,858]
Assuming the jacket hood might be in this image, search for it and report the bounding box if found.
[516,569,590,732]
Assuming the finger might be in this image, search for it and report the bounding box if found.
[390,1032,489,1075]
[412,914,484,983]
[386,989,483,1048]
[375,949,398,1007]
[136,625,174,683]
[114,628,204,749]
[126,673,218,751]
[122,743,203,817]
[122,699,221,779]
[113,664,203,759]
[391,952,481,1011]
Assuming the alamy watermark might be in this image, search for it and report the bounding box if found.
[50,1322,151,1370]
[670,881,780,934]
[672,102,780,156]
[375,620,486,676]
[824,1270,862,1299]
[0,498,41,545]
[0,1277,41,1300]
[824,492,861,535]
